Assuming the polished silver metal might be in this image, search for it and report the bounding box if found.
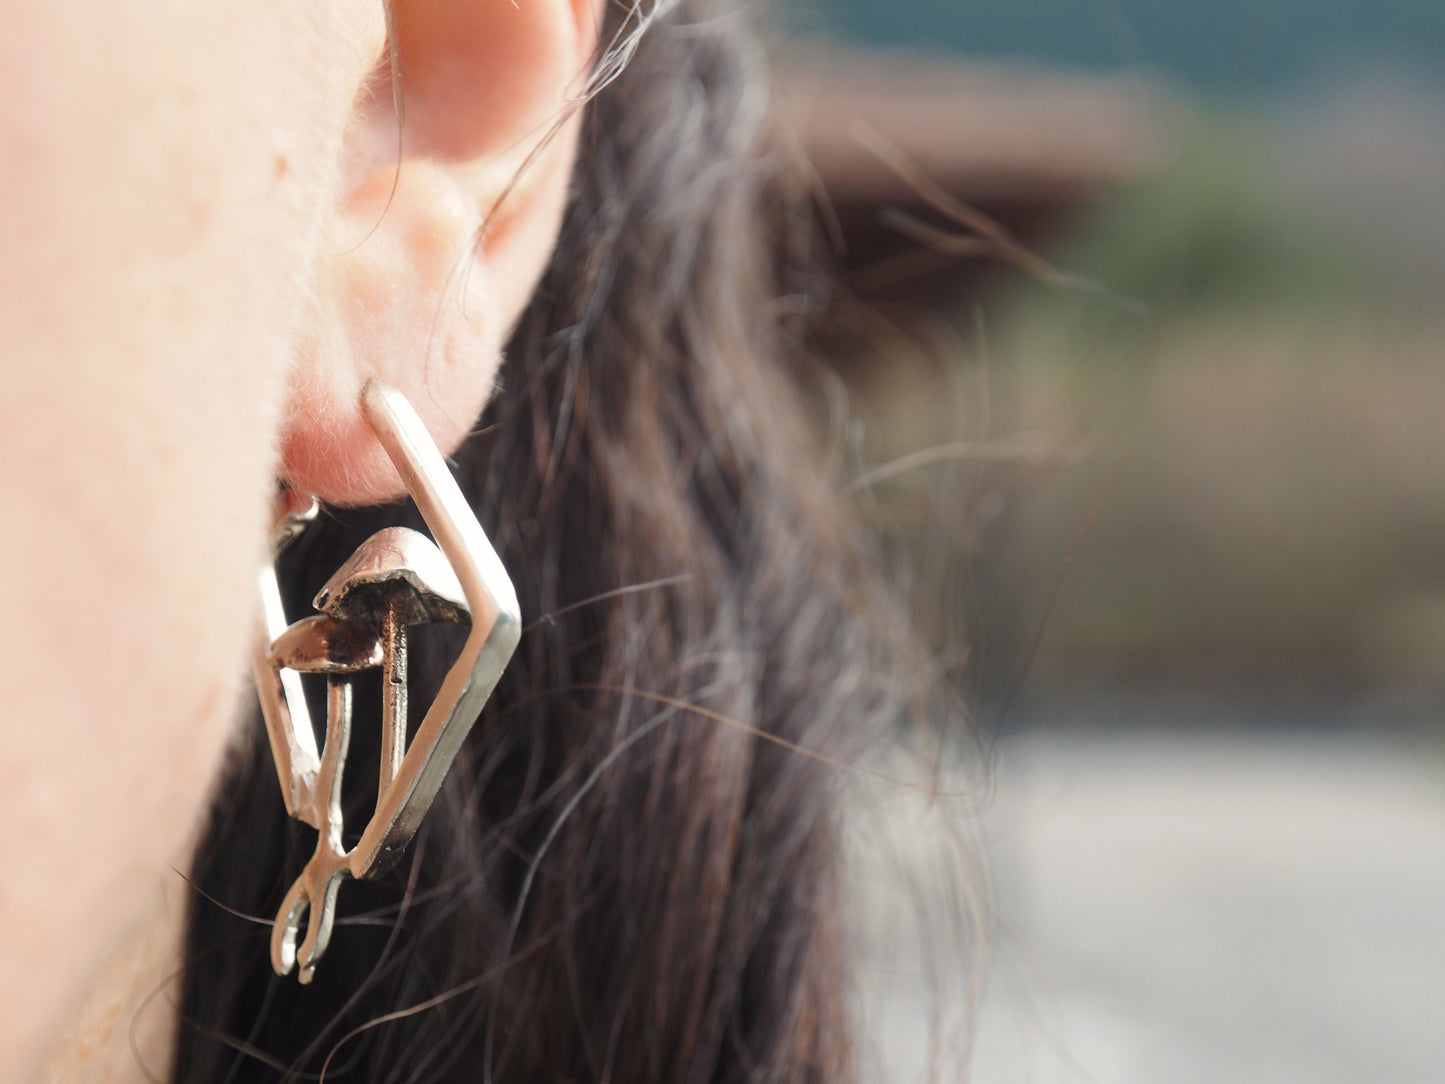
[315,527,471,803]
[255,491,323,826]
[254,382,521,983]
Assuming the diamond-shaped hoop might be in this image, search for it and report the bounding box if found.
[252,382,521,982]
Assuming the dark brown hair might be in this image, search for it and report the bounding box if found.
[173,3,909,1080]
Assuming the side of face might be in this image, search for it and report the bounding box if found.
[0,2,600,1078]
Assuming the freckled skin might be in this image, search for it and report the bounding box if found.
[0,2,599,1080]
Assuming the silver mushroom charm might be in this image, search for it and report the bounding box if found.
[253,383,521,984]
[314,528,471,808]
[267,615,383,982]
[265,529,472,983]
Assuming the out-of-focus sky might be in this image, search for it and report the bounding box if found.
[787,0,1445,94]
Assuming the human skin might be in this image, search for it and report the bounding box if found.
[0,2,598,1080]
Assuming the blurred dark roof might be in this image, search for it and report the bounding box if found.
[777,50,1174,205]
[775,50,1176,308]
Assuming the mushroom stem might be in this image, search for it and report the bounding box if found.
[379,601,408,802]
[320,677,353,846]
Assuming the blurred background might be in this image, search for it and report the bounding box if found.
[768,3,1445,1082]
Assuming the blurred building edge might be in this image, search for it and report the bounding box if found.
[774,47,1180,310]
[770,49,1183,688]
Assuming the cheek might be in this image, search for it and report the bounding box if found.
[0,1,387,1072]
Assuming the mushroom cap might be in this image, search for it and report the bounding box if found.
[313,527,470,629]
[270,614,384,674]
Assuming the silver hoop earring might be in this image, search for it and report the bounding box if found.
[253,381,520,983]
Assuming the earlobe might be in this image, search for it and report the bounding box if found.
[280,0,601,507]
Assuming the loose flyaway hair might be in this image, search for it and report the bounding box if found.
[172,4,933,1081]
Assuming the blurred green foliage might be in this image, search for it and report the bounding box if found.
[1049,128,1360,316]
[966,123,1445,686]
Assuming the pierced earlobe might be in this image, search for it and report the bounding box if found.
[279,0,598,508]
[253,381,521,983]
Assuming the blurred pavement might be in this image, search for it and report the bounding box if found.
[852,715,1445,1083]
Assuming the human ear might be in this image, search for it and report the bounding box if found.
[282,0,602,505]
